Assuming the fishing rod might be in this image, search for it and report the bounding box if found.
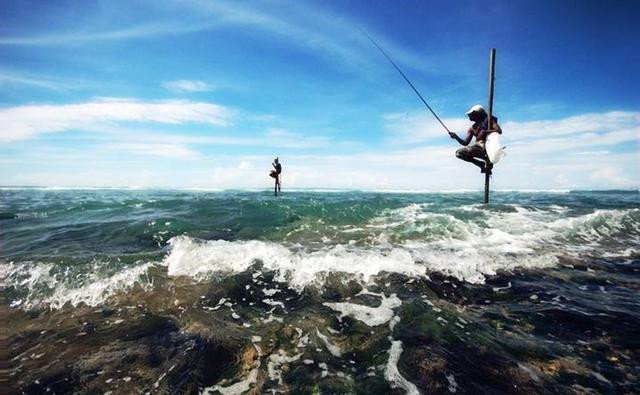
[360,29,452,134]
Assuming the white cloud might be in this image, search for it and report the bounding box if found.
[510,128,640,156]
[184,0,443,73]
[384,113,469,144]
[502,111,640,140]
[0,20,220,45]
[0,97,232,142]
[384,110,640,146]
[375,110,640,190]
[75,126,331,150]
[163,80,213,92]
[105,143,201,159]
[0,98,332,149]
[0,73,67,91]
[266,128,290,137]
[0,1,434,75]
[2,108,638,190]
[264,128,331,149]
[4,146,638,190]
[590,166,634,188]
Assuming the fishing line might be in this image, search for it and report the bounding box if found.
[360,28,452,134]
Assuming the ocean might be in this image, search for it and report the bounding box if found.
[2,188,639,394]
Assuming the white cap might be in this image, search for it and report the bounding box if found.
[466,104,485,115]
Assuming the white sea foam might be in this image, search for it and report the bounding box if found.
[267,349,303,385]
[164,204,565,285]
[315,328,342,357]
[165,236,425,289]
[323,292,402,327]
[7,204,636,310]
[262,299,285,308]
[385,340,420,395]
[5,261,153,309]
[446,372,458,393]
[203,368,258,395]
[46,264,152,308]
[374,205,638,282]
[162,207,638,286]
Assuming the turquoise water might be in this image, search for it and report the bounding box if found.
[3,189,639,393]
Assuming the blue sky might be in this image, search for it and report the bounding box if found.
[1,0,638,190]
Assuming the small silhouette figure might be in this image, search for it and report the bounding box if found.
[269,157,282,196]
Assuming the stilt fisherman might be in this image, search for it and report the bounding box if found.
[269,157,282,196]
[449,105,502,175]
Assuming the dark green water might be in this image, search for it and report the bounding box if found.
[2,189,639,394]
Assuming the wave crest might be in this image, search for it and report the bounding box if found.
[165,236,425,288]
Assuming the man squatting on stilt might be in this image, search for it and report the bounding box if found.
[448,104,502,175]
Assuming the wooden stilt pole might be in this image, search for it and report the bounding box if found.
[483,164,490,204]
[484,48,496,205]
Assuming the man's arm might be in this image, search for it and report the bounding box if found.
[449,129,473,146]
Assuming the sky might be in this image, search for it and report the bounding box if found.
[1,0,638,190]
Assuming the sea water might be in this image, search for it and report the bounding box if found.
[2,188,639,393]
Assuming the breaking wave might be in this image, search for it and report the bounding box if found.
[164,236,425,288]
[3,195,638,309]
[163,207,639,286]
[2,261,153,309]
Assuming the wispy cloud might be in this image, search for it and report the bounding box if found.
[0,97,232,142]
[384,110,640,146]
[183,0,442,73]
[163,80,213,93]
[3,142,638,190]
[0,20,219,46]
[502,111,640,140]
[377,110,640,189]
[0,73,67,91]
[105,143,201,159]
[512,128,639,156]
[93,128,332,150]
[589,166,634,188]
[0,0,438,75]
[383,112,469,144]
[1,97,637,189]
[265,128,331,149]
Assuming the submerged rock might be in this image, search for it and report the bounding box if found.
[8,305,240,394]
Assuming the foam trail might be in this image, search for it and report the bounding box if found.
[204,369,258,395]
[267,350,303,385]
[385,340,420,395]
[323,292,401,326]
[316,328,342,357]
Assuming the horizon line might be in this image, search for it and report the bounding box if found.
[1,186,638,194]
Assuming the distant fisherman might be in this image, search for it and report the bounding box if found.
[270,157,282,196]
[449,104,502,175]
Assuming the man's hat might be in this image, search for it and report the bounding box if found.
[466,104,485,115]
